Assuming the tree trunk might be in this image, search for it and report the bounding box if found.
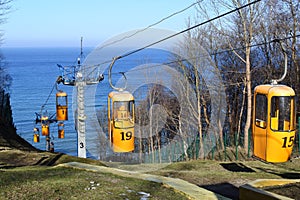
[238,80,246,148]
[244,45,252,151]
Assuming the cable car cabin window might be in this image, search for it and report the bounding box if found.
[271,96,295,131]
[255,94,267,128]
[113,101,134,129]
[57,96,67,106]
[57,97,67,106]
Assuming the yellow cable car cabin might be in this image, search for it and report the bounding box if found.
[253,84,296,162]
[58,122,65,139]
[41,116,50,136]
[108,91,135,152]
[56,91,68,121]
[33,127,40,143]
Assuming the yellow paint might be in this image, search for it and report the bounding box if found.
[108,91,135,152]
[56,91,68,121]
[253,84,296,162]
[41,124,49,136]
[33,133,40,143]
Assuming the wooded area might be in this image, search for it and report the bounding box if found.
[189,0,299,154]
[0,0,13,126]
[122,0,300,163]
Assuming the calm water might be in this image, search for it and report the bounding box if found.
[2,47,92,156]
[2,47,171,158]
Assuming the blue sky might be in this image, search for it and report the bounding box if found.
[2,0,197,47]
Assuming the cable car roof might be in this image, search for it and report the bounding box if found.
[56,91,67,97]
[41,116,49,120]
[108,91,134,101]
[254,84,295,96]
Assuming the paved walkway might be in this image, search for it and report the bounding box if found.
[58,162,230,200]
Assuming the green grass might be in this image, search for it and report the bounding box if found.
[2,148,300,199]
[149,159,300,187]
[0,166,189,200]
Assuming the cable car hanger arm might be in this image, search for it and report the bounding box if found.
[108,56,127,91]
[271,40,287,85]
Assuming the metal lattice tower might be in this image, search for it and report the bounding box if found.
[57,37,104,158]
[76,78,87,158]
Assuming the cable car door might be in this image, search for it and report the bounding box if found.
[253,93,268,160]
[268,96,295,162]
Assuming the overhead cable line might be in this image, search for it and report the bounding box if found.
[114,0,262,61]
[41,0,293,121]
[81,0,262,77]
[97,0,204,51]
[40,82,57,113]
[41,83,56,109]
[74,0,205,78]
[103,33,299,76]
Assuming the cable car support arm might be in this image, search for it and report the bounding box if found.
[271,41,288,84]
[108,56,127,91]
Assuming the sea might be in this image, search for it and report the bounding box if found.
[2,47,90,156]
[1,47,173,158]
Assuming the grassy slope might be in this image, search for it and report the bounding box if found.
[111,155,300,199]
[1,120,300,199]
[1,165,188,200]
[0,123,188,200]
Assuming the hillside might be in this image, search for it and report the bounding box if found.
[0,121,36,151]
[1,95,300,199]
[0,119,108,167]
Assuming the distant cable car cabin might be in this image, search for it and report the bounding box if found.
[58,122,65,139]
[41,116,50,136]
[33,127,40,143]
[108,91,135,152]
[253,84,296,162]
[56,91,68,121]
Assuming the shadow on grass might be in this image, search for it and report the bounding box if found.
[220,162,255,172]
[42,153,64,166]
[255,166,300,179]
[200,182,239,200]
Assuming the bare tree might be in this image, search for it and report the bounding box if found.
[0,0,13,124]
[194,0,265,151]
[0,0,12,89]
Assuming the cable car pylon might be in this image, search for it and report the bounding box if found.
[56,37,104,158]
